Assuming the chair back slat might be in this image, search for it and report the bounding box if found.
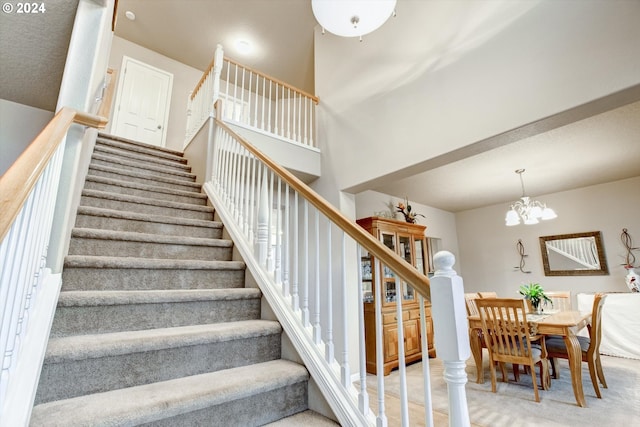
[464,293,480,316]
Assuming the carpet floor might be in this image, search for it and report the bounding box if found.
[367,353,640,426]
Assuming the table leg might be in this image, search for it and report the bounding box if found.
[563,334,587,407]
[469,328,483,383]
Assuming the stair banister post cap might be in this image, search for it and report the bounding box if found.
[434,251,456,277]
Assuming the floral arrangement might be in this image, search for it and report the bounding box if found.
[396,197,424,224]
[518,282,552,313]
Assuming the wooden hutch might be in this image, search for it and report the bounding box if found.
[357,216,435,376]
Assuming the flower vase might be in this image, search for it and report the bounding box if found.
[625,267,639,293]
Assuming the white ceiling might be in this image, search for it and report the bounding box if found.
[14,0,636,214]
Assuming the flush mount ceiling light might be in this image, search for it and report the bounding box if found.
[505,169,557,226]
[125,10,136,21]
[235,39,252,55]
[312,0,396,38]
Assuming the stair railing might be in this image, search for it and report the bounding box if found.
[185,44,319,150]
[0,108,107,425]
[204,107,471,426]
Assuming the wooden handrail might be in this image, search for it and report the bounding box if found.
[0,108,107,241]
[190,55,319,105]
[97,68,117,119]
[213,107,430,300]
[223,56,319,104]
[190,56,217,101]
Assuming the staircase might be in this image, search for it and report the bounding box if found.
[30,134,336,426]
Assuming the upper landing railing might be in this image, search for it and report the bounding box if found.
[185,44,319,150]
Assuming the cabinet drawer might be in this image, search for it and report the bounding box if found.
[382,313,396,324]
[409,309,421,320]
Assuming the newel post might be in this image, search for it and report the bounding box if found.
[211,44,224,114]
[430,251,470,427]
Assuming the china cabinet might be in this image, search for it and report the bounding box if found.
[357,216,436,375]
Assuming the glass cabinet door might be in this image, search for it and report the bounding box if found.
[361,251,373,303]
[398,234,415,302]
[380,231,397,303]
[414,238,426,275]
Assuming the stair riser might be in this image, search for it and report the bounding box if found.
[89,166,200,193]
[96,138,186,164]
[75,214,222,239]
[68,238,231,261]
[91,158,196,182]
[51,298,261,337]
[94,146,191,172]
[144,382,308,427]
[61,268,245,291]
[84,180,207,206]
[80,195,214,220]
[35,334,281,404]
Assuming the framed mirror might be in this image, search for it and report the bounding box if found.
[539,231,609,276]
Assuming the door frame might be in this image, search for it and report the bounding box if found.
[111,56,173,147]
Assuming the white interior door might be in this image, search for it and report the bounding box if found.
[112,56,173,147]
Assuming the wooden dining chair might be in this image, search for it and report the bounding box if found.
[546,293,608,398]
[546,291,572,311]
[476,298,550,402]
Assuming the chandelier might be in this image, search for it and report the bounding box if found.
[311,0,397,39]
[505,169,557,226]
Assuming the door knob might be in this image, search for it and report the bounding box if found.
[157,125,162,129]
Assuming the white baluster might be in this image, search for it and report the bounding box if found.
[247,71,253,127]
[274,177,282,285]
[325,222,334,362]
[312,208,321,344]
[373,257,387,426]
[256,165,269,267]
[356,245,370,414]
[304,96,308,146]
[394,275,409,426]
[431,251,471,427]
[419,295,435,427]
[287,87,291,140]
[248,155,256,245]
[274,82,279,135]
[297,93,302,144]
[339,231,350,385]
[261,76,266,131]
[291,191,299,311]
[268,80,272,133]
[282,183,290,296]
[266,171,274,273]
[301,200,309,326]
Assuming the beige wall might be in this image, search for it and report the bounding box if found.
[107,36,203,152]
[0,99,54,176]
[455,176,640,303]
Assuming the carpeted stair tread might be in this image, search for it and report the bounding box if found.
[76,205,221,229]
[94,144,191,172]
[92,152,196,181]
[88,163,201,192]
[264,410,340,426]
[57,288,261,306]
[70,228,232,248]
[97,132,185,157]
[85,174,207,202]
[30,360,308,427]
[43,320,281,362]
[64,255,245,270]
[81,189,214,214]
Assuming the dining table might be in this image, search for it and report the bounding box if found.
[467,309,592,407]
